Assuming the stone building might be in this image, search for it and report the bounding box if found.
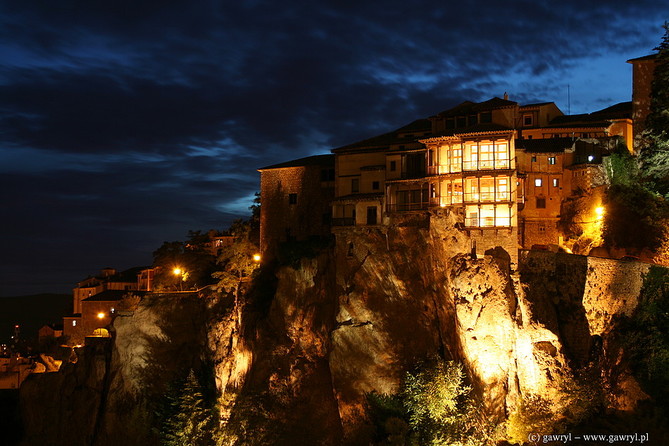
[258,154,335,259]
[628,54,657,142]
[64,267,153,344]
[258,52,653,261]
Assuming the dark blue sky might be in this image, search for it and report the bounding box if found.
[1,1,666,296]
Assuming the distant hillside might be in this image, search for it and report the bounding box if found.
[0,294,71,344]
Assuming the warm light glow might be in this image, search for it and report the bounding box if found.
[173,267,182,275]
[97,312,105,319]
[253,254,261,262]
[595,206,605,219]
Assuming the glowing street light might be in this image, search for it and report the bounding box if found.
[252,253,261,262]
[97,312,105,319]
[173,267,185,291]
[595,206,605,219]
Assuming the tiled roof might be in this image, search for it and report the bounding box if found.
[627,54,657,63]
[434,97,517,117]
[258,154,335,170]
[515,137,575,153]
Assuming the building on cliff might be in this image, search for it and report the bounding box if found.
[258,154,335,258]
[63,267,153,344]
[627,53,658,141]
[260,95,632,259]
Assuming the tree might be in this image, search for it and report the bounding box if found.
[156,370,221,446]
[152,231,218,291]
[602,183,669,253]
[212,220,260,304]
[639,22,669,196]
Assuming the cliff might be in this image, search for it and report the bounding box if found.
[18,212,666,445]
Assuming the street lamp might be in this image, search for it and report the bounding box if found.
[173,267,185,291]
[252,253,261,263]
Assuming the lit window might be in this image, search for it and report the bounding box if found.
[72,320,77,327]
[588,155,594,162]
[111,307,115,314]
[548,157,556,165]
[552,178,559,187]
[535,178,542,187]
[531,156,537,162]
[288,193,297,204]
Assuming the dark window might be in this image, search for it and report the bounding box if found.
[531,156,537,162]
[446,118,455,129]
[351,178,359,193]
[468,115,477,126]
[320,168,335,181]
[288,193,297,204]
[366,206,377,225]
[372,181,380,190]
[523,114,533,126]
[405,153,426,179]
[390,161,397,171]
[457,116,466,127]
[322,212,331,225]
[536,197,546,209]
[479,112,492,123]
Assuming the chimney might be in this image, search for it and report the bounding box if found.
[504,92,509,101]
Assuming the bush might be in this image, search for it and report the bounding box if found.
[619,266,669,410]
[368,359,494,446]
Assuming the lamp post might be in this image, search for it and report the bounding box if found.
[173,267,185,291]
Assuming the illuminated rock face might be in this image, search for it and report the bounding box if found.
[18,217,655,445]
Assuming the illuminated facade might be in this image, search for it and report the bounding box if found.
[64,266,153,344]
[261,96,632,259]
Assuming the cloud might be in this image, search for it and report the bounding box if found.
[1,0,667,296]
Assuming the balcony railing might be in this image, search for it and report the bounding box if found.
[387,202,429,212]
[331,217,355,226]
[465,217,511,228]
[462,192,511,203]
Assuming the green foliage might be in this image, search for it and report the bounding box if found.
[212,220,260,299]
[368,359,493,446]
[604,149,639,187]
[156,369,222,446]
[619,266,669,410]
[602,183,669,252]
[506,395,554,445]
[506,371,602,446]
[153,231,218,291]
[639,22,669,196]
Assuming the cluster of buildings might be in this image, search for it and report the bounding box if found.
[258,55,657,263]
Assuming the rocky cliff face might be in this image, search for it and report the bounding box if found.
[19,213,657,445]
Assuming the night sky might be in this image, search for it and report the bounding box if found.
[1,2,666,296]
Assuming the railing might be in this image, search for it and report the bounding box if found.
[387,203,429,212]
[462,160,510,171]
[331,217,355,226]
[465,217,511,228]
[462,192,511,203]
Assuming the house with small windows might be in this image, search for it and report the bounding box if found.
[258,154,335,258]
[259,93,634,261]
[63,266,153,344]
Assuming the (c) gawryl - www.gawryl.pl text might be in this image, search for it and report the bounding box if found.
[527,432,650,444]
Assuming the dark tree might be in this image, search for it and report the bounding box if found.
[639,22,669,196]
[152,232,217,291]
